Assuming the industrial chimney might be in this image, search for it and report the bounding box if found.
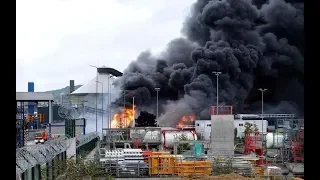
[70,80,75,93]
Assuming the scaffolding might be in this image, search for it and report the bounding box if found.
[244,132,263,166]
[278,119,304,163]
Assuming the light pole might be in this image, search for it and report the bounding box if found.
[155,88,160,127]
[109,82,112,128]
[107,74,110,129]
[212,71,222,114]
[258,88,267,148]
[96,81,104,134]
[89,65,99,132]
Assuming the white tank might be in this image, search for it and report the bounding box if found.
[143,130,161,142]
[160,131,197,148]
[130,129,146,138]
[266,133,284,148]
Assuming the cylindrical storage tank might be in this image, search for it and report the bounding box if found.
[266,133,284,148]
[143,130,161,142]
[130,129,146,138]
[161,131,197,148]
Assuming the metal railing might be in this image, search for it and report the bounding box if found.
[76,132,99,148]
[16,135,72,174]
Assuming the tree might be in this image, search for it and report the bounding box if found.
[42,158,110,180]
[135,111,157,127]
[244,122,258,136]
[177,134,191,154]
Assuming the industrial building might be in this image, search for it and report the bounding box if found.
[70,66,122,106]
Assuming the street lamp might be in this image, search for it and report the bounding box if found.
[107,74,111,129]
[96,81,104,134]
[212,71,222,114]
[109,83,112,128]
[155,88,160,127]
[89,65,99,132]
[258,88,267,148]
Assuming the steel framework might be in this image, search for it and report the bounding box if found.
[278,119,304,163]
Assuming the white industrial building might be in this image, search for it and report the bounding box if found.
[194,120,211,141]
[71,66,122,106]
[234,120,268,138]
[69,66,123,133]
[195,117,268,140]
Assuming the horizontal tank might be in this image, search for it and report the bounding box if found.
[161,131,197,148]
[266,133,284,149]
[142,129,197,148]
[143,130,161,142]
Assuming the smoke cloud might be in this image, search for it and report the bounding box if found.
[112,0,304,126]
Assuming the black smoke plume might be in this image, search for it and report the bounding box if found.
[112,0,304,126]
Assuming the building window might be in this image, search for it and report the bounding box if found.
[239,123,243,126]
[207,124,211,127]
[196,123,199,126]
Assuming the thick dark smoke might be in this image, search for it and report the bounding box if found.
[112,0,304,126]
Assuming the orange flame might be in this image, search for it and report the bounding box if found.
[111,106,136,128]
[177,114,195,128]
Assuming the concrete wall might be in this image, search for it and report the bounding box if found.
[209,115,234,157]
[67,138,77,159]
[50,126,84,135]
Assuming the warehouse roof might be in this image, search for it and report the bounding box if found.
[16,92,54,101]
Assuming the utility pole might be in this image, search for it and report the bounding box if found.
[212,71,222,114]
[155,88,160,127]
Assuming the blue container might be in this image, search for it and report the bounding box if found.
[28,82,34,115]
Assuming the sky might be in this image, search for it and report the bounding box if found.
[16,0,196,92]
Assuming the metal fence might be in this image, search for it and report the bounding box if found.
[16,135,72,175]
[16,132,100,179]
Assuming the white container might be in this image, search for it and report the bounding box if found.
[143,130,161,142]
[142,130,197,148]
[266,133,284,148]
[161,131,197,148]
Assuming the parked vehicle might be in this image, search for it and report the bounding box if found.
[34,131,48,144]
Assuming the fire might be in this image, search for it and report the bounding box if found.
[177,114,195,128]
[111,107,135,128]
